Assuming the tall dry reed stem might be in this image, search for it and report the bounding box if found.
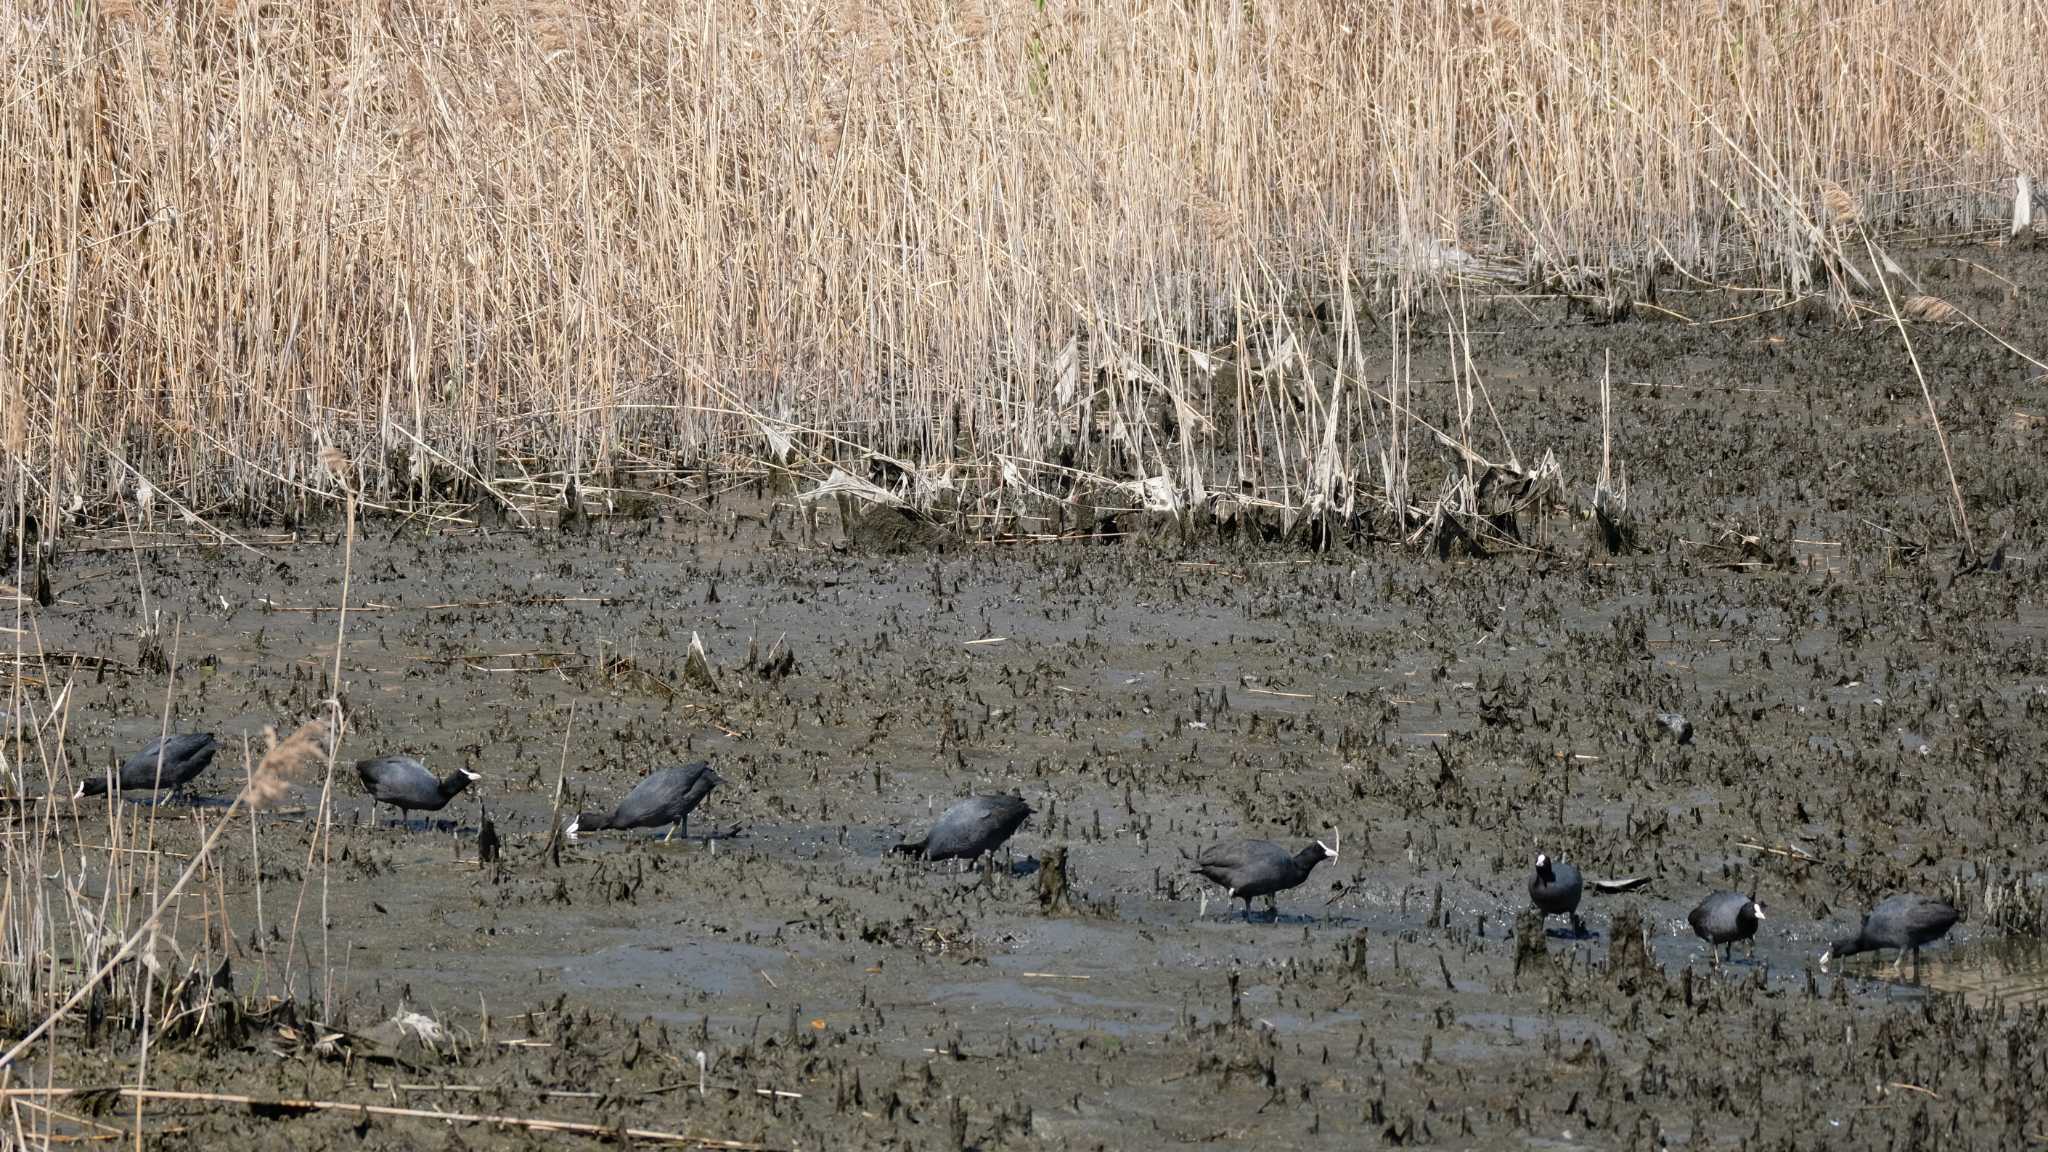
[0,0,2037,524]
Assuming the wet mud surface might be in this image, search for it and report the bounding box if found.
[9,246,2048,1148]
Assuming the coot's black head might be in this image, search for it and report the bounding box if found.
[1819,934,1864,968]
[447,767,482,797]
[1533,852,1554,881]
[76,778,108,799]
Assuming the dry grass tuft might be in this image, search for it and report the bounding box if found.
[317,446,353,489]
[1902,295,1964,324]
[1822,185,1862,227]
[246,717,333,809]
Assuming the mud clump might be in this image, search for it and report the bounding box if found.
[1512,909,1550,982]
[847,504,950,553]
[1607,905,1664,997]
[1345,926,1371,982]
[1036,844,1073,912]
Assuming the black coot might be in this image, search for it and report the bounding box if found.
[78,733,219,800]
[357,755,480,826]
[1820,894,1959,975]
[896,794,1033,862]
[1529,853,1584,932]
[567,762,722,841]
[1192,836,1337,920]
[1688,890,1765,964]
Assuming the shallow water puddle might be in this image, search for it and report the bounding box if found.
[1916,939,2048,1008]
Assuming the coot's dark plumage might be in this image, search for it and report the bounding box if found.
[896,794,1033,862]
[1528,853,1582,913]
[1688,890,1765,964]
[1821,894,1959,975]
[1529,853,1584,930]
[1192,837,1337,920]
[567,762,722,841]
[357,755,480,826]
[77,733,219,799]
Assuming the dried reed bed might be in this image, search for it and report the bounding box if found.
[1,0,2042,526]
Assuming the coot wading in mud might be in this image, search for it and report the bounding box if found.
[1820,894,1960,977]
[1191,834,1338,921]
[77,733,219,802]
[895,794,1033,864]
[1688,890,1765,965]
[356,755,480,828]
[1529,853,1586,935]
[567,762,723,842]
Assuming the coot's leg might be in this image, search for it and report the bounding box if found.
[1892,950,1907,978]
[1570,913,1587,938]
[663,820,679,843]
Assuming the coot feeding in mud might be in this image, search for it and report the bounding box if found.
[1529,853,1584,930]
[895,794,1033,862]
[356,755,480,826]
[1688,890,1765,964]
[567,762,722,842]
[1192,836,1337,920]
[77,733,219,800]
[1820,893,1959,975]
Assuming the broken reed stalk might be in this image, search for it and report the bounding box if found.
[542,700,576,862]
[280,451,355,1013]
[0,717,332,1075]
[129,612,186,1148]
[320,461,356,1017]
[0,1087,781,1150]
[1860,232,1973,553]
